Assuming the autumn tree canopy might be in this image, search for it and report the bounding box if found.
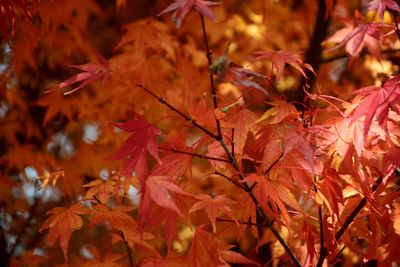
[1,0,400,266]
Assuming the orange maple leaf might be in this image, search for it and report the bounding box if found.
[250,50,315,81]
[142,176,192,217]
[40,203,90,260]
[38,91,77,125]
[190,194,238,233]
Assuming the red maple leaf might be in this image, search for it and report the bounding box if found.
[368,0,400,20]
[110,113,161,184]
[351,76,400,140]
[250,50,315,81]
[158,0,221,28]
[59,54,109,95]
[142,175,192,217]
[325,20,389,58]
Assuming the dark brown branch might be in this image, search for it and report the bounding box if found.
[217,218,275,226]
[158,146,229,163]
[295,0,335,107]
[231,128,235,157]
[200,14,223,141]
[120,231,134,267]
[335,177,382,240]
[317,177,383,265]
[216,140,302,267]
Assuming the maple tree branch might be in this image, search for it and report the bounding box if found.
[317,177,382,265]
[120,231,134,267]
[335,177,382,241]
[200,14,223,140]
[213,171,245,190]
[217,218,275,226]
[134,83,219,139]
[296,0,335,107]
[216,140,302,267]
[115,61,301,266]
[231,128,235,157]
[158,146,229,163]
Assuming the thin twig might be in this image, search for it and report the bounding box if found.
[200,14,223,141]
[199,16,300,265]
[217,139,302,267]
[158,146,229,162]
[135,83,218,139]
[214,171,245,190]
[231,128,235,157]
[217,218,275,226]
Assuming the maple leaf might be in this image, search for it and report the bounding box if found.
[83,179,116,204]
[189,194,238,233]
[142,176,192,217]
[37,170,64,189]
[90,204,136,231]
[158,0,221,28]
[189,227,260,267]
[115,18,177,60]
[110,113,161,183]
[250,50,315,81]
[243,174,300,225]
[38,91,78,125]
[351,76,400,140]
[368,0,400,20]
[40,203,91,260]
[0,0,35,43]
[59,54,109,95]
[315,167,344,216]
[255,101,299,124]
[325,21,388,58]
[227,108,259,154]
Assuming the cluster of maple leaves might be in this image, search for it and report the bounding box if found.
[1,0,400,266]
